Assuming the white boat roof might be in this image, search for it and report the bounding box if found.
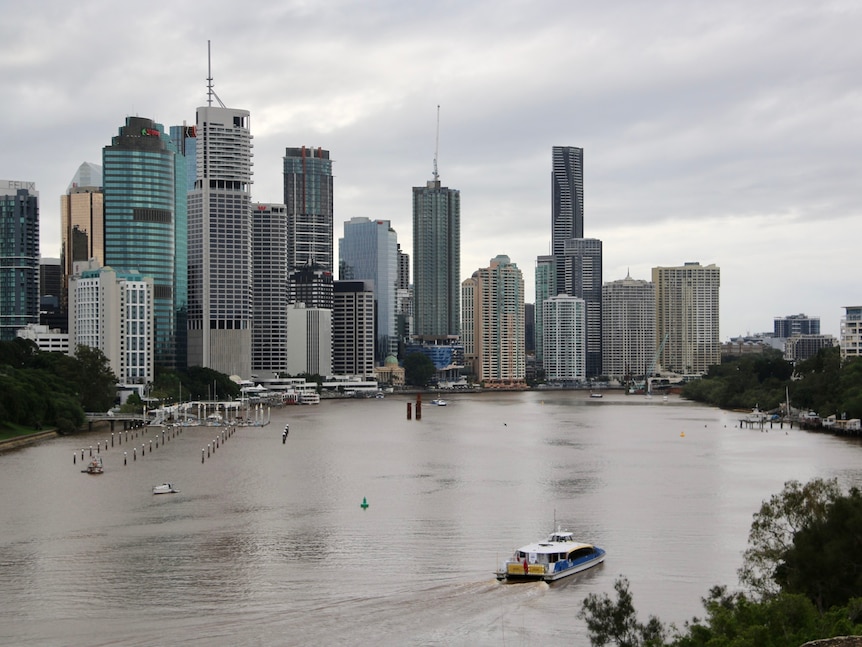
[516,532,595,554]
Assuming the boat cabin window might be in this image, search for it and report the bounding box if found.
[568,547,594,560]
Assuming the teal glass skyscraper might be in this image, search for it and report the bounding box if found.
[103,117,185,370]
[412,176,460,341]
[0,180,39,340]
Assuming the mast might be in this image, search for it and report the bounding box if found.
[432,105,440,183]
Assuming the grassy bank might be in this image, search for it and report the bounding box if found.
[0,423,47,442]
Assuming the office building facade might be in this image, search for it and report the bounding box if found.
[103,117,185,369]
[533,254,555,363]
[60,162,104,317]
[339,217,399,362]
[252,202,290,374]
[602,273,656,381]
[413,178,460,341]
[187,105,253,377]
[284,146,333,272]
[652,262,721,375]
[0,180,39,341]
[286,302,332,376]
[332,280,375,377]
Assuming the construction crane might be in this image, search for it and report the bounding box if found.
[645,333,669,394]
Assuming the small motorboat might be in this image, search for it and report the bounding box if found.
[152,483,179,495]
[82,456,103,474]
[430,399,448,406]
[496,528,605,582]
[589,393,603,399]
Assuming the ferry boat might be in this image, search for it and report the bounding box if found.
[496,529,605,582]
[82,456,103,474]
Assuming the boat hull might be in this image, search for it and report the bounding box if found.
[496,548,605,582]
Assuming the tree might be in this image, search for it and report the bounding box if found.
[402,352,435,387]
[776,488,862,612]
[580,576,667,647]
[72,345,117,412]
[737,478,841,599]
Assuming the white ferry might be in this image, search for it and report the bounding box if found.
[496,529,605,582]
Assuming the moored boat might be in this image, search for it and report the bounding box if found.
[496,529,605,582]
[152,483,179,494]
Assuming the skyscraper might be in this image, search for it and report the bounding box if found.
[0,180,39,340]
[653,262,721,375]
[332,280,375,377]
[103,117,184,370]
[461,255,525,388]
[60,162,104,309]
[187,105,253,377]
[551,146,584,295]
[533,254,555,363]
[252,202,289,374]
[562,238,603,377]
[412,177,460,341]
[339,217,399,362]
[602,273,656,381]
[284,146,333,272]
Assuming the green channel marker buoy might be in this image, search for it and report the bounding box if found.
[361,497,369,509]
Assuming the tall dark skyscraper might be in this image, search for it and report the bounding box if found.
[0,180,39,341]
[551,146,584,295]
[284,147,333,272]
[412,177,460,341]
[103,116,185,370]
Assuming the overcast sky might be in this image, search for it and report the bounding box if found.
[2,0,860,339]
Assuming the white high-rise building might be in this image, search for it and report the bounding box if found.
[286,302,332,376]
[332,280,375,378]
[68,260,153,384]
[840,306,862,360]
[542,294,586,383]
[187,104,253,377]
[602,273,656,380]
[652,262,720,375]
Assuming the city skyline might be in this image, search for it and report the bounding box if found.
[2,2,860,339]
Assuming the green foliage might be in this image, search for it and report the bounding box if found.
[738,478,841,599]
[683,350,791,411]
[0,341,89,433]
[152,366,240,401]
[580,576,667,647]
[402,352,435,387]
[71,345,118,411]
[670,588,861,647]
[776,487,862,613]
[582,480,862,647]
[683,347,862,419]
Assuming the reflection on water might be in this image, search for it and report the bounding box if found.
[1,391,861,646]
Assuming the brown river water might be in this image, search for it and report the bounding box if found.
[1,391,860,646]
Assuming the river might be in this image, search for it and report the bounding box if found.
[1,391,860,646]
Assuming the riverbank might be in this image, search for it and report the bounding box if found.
[0,429,58,451]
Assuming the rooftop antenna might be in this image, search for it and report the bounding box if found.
[433,104,440,183]
[206,40,226,108]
